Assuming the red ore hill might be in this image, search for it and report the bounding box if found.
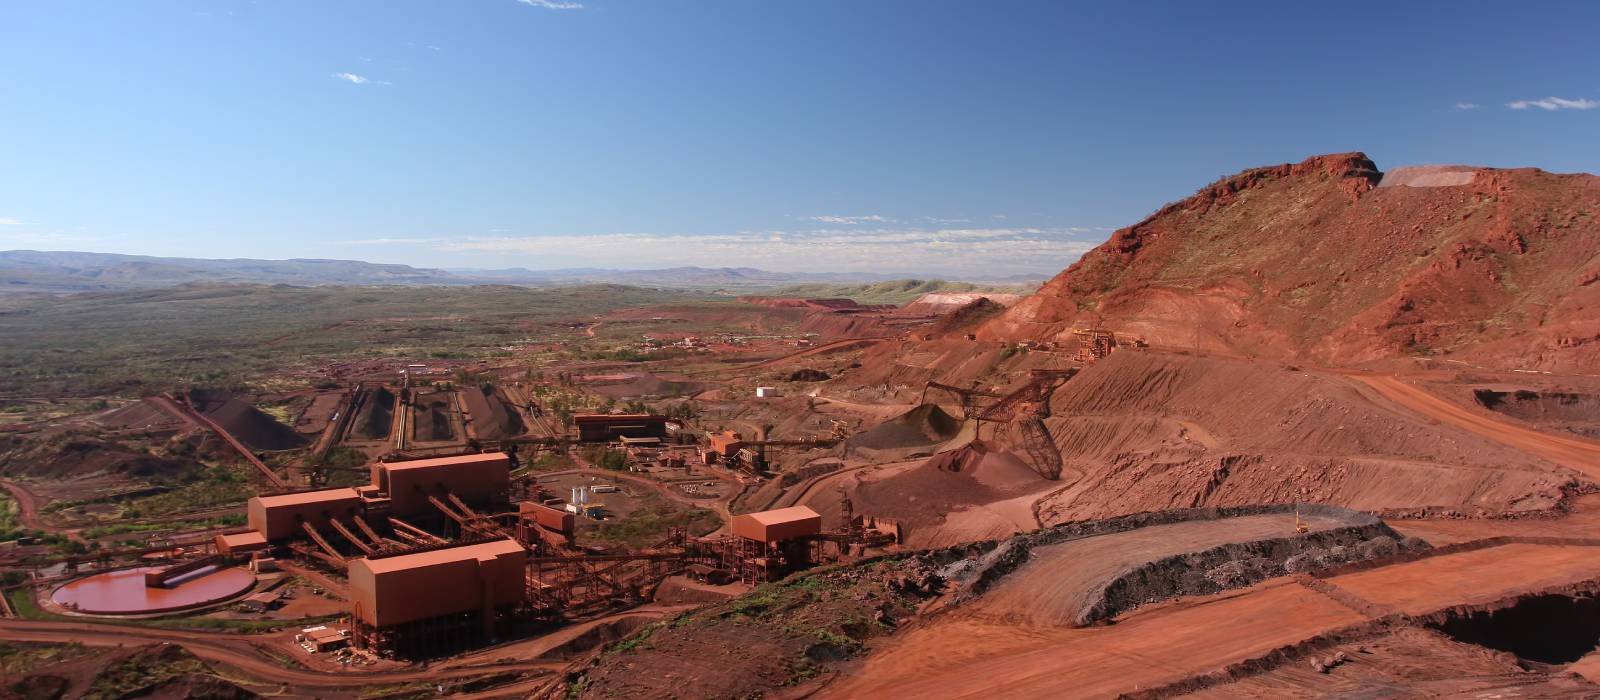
[981,152,1600,372]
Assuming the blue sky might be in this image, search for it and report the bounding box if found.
[1,1,1598,277]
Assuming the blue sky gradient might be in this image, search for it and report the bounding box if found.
[2,1,1597,276]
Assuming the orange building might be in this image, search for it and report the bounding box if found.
[347,538,527,655]
[247,488,364,541]
[214,530,269,556]
[726,505,823,584]
[709,430,745,459]
[730,505,822,543]
[371,452,511,517]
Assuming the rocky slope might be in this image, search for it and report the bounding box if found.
[979,153,1600,372]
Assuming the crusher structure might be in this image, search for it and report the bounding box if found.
[347,537,528,657]
[725,505,823,584]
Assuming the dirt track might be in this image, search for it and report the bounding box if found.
[1354,375,1600,478]
[818,540,1600,699]
[1325,542,1600,615]
[737,337,888,370]
[1,478,44,529]
[0,618,566,688]
[970,511,1357,626]
[821,580,1364,699]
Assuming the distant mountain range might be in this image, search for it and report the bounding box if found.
[0,250,1046,294]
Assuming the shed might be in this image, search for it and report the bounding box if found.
[574,414,669,442]
[519,501,575,536]
[730,505,822,543]
[215,530,269,556]
[301,626,350,652]
[240,591,279,613]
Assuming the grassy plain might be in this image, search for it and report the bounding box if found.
[0,283,711,397]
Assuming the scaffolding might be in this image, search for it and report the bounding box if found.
[350,604,521,659]
[525,529,701,614]
[720,534,820,585]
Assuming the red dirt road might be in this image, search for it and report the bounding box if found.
[737,337,888,370]
[0,618,566,688]
[819,540,1600,699]
[820,580,1365,699]
[1,479,44,529]
[1324,542,1600,615]
[971,511,1358,626]
[1353,375,1600,478]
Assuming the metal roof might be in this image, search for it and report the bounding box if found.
[356,538,525,574]
[217,531,268,547]
[742,505,821,526]
[378,452,507,472]
[253,488,361,507]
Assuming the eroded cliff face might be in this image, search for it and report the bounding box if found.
[980,152,1600,371]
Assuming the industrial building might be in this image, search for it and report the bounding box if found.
[516,501,574,553]
[704,430,765,472]
[728,505,822,583]
[247,488,364,541]
[347,538,528,657]
[214,530,269,556]
[370,452,511,517]
[708,430,745,460]
[574,414,669,442]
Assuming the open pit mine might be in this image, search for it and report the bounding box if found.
[4,153,1600,699]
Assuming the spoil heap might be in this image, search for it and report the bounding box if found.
[1030,351,1578,522]
[844,404,962,452]
[825,440,1050,546]
[461,384,524,440]
[188,389,307,451]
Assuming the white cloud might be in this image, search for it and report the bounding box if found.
[332,72,370,85]
[809,215,889,224]
[0,217,22,225]
[0,230,104,247]
[517,0,583,9]
[1507,96,1599,111]
[1454,102,1480,110]
[337,237,447,246]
